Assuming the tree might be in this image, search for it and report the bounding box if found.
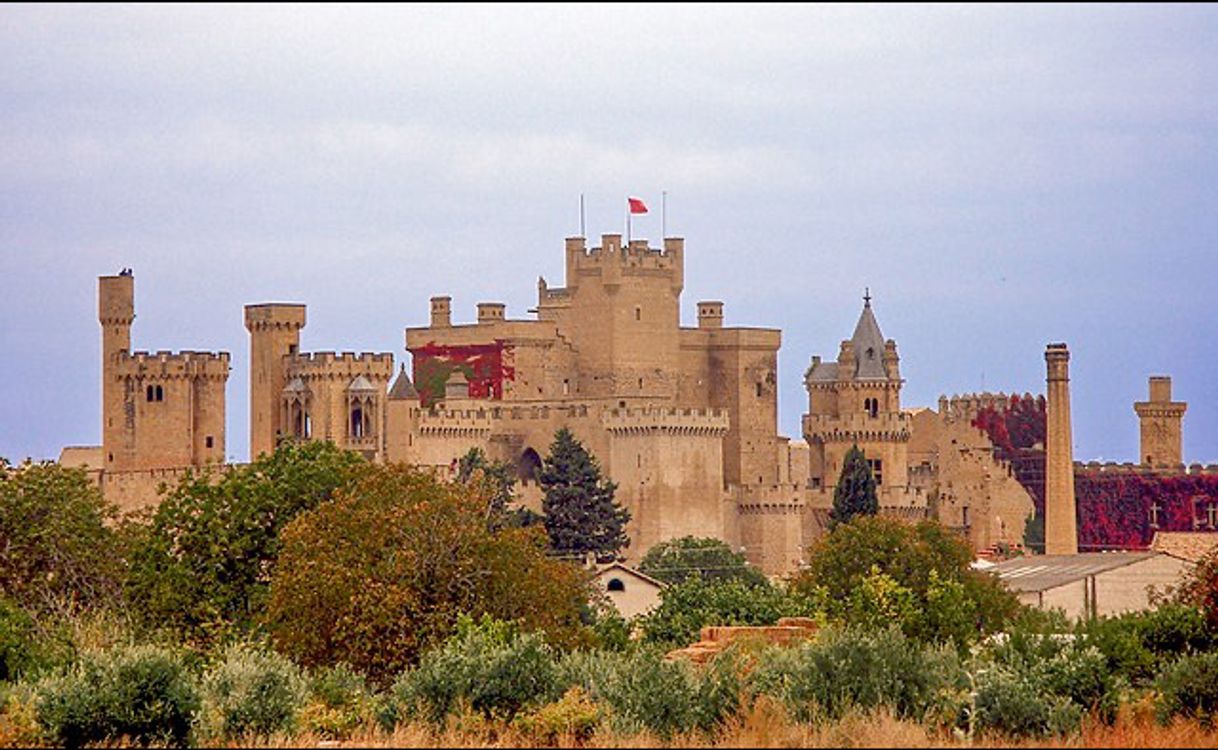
[1174,545,1218,632]
[828,444,878,528]
[791,516,1020,648]
[638,536,767,587]
[540,428,630,558]
[0,459,121,614]
[455,447,521,530]
[637,577,820,647]
[266,464,589,684]
[124,440,368,643]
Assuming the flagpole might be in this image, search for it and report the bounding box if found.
[662,190,667,240]
[579,193,585,237]
[626,198,631,244]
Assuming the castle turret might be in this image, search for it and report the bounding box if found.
[99,274,135,469]
[244,303,306,460]
[1135,376,1186,469]
[1044,343,1078,555]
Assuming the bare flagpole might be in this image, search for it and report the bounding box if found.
[579,193,585,237]
[662,190,667,240]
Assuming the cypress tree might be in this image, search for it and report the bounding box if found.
[829,444,879,529]
[540,428,630,557]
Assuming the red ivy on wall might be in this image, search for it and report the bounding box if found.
[409,341,516,407]
[972,394,1218,550]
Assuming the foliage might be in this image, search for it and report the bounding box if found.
[511,686,602,745]
[540,428,630,558]
[388,615,558,725]
[638,536,767,587]
[300,662,374,739]
[1155,651,1218,727]
[556,647,741,737]
[197,642,307,741]
[1075,604,1212,688]
[267,464,588,684]
[828,445,878,528]
[585,600,632,652]
[1174,547,1218,632]
[0,460,121,615]
[34,643,199,748]
[124,441,368,644]
[0,683,42,748]
[973,666,1083,739]
[0,599,40,682]
[793,517,1019,647]
[748,626,966,724]
[411,341,515,406]
[455,447,518,529]
[637,577,820,648]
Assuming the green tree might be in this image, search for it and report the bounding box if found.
[540,428,629,558]
[1173,545,1218,633]
[792,516,1020,648]
[637,577,821,648]
[454,447,542,531]
[0,459,121,615]
[638,536,767,587]
[829,444,878,528]
[124,441,368,643]
[267,464,589,684]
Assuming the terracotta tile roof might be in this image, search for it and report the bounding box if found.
[1151,531,1218,563]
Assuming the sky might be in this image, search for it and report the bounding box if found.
[1,4,1216,465]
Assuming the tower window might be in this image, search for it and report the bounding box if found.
[155,385,164,402]
[288,344,298,354]
[638,378,643,389]
[867,458,883,486]
[205,436,214,449]
[635,306,641,321]
[146,385,154,402]
[756,383,763,397]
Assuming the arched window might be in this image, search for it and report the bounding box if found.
[155,385,164,402]
[146,385,154,402]
[607,578,625,592]
[351,406,364,438]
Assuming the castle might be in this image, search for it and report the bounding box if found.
[65,232,1212,575]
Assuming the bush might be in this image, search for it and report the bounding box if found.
[1155,651,1218,727]
[512,687,602,745]
[748,626,965,724]
[638,536,768,587]
[268,465,588,684]
[556,647,741,737]
[972,666,1082,739]
[197,643,307,741]
[0,599,39,682]
[637,577,818,648]
[299,662,374,739]
[388,615,559,726]
[34,644,199,748]
[0,683,42,748]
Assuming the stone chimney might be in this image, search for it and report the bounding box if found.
[430,296,451,328]
[1044,343,1078,555]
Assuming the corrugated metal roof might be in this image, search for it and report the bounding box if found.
[990,552,1159,593]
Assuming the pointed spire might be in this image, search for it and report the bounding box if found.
[851,292,887,380]
[387,364,419,400]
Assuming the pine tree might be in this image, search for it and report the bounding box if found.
[829,444,879,529]
[540,427,630,558]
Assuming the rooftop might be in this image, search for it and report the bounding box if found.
[990,552,1161,593]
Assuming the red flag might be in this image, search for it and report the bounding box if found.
[628,197,648,214]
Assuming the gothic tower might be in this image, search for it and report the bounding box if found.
[99,274,135,469]
[244,303,307,460]
[1044,343,1078,555]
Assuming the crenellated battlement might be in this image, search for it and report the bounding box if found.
[1075,460,1218,477]
[602,406,729,435]
[802,411,911,442]
[938,391,1040,422]
[564,234,685,288]
[285,351,395,378]
[116,350,231,379]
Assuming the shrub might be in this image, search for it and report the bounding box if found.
[197,642,307,741]
[0,683,42,748]
[512,687,602,745]
[0,599,39,682]
[268,465,588,684]
[388,615,559,726]
[972,666,1082,739]
[34,644,199,748]
[638,536,768,587]
[637,577,818,648]
[748,626,965,724]
[556,647,742,737]
[299,662,373,739]
[1155,651,1218,727]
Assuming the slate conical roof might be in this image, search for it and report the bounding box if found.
[347,375,378,393]
[387,364,419,400]
[851,293,888,380]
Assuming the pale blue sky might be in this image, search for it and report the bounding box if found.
[1,4,1215,464]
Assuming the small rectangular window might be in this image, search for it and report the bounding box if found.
[205,436,214,448]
